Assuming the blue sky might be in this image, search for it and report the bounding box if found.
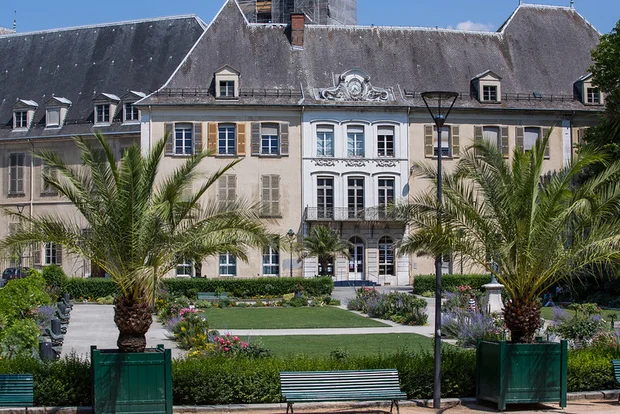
[2,0,618,34]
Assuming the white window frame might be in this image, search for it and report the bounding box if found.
[316,125,334,157]
[13,110,28,129]
[44,242,58,265]
[219,253,237,276]
[377,177,395,217]
[41,163,58,195]
[46,108,61,128]
[8,153,25,195]
[347,177,365,218]
[262,246,280,276]
[95,104,110,124]
[176,259,194,278]
[482,85,498,102]
[524,127,540,151]
[377,126,395,157]
[433,126,451,157]
[218,123,237,155]
[586,87,601,104]
[378,236,395,276]
[260,123,280,155]
[482,126,501,148]
[219,80,235,98]
[316,176,334,219]
[124,102,139,122]
[174,123,194,155]
[347,126,365,157]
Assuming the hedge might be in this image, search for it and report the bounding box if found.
[0,346,617,406]
[66,276,333,300]
[413,274,492,294]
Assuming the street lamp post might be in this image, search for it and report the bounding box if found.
[420,91,458,409]
[286,229,295,277]
[16,205,25,277]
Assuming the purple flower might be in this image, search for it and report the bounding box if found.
[165,315,182,332]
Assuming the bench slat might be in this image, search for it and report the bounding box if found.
[0,374,34,407]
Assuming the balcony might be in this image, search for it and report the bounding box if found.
[304,207,403,222]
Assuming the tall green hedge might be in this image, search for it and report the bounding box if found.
[0,346,616,406]
[413,274,492,293]
[66,276,333,300]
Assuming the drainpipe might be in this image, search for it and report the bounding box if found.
[28,139,35,268]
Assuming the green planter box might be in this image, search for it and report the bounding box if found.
[91,344,173,414]
[476,340,567,411]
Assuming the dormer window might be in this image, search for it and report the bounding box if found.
[124,103,139,122]
[95,104,110,123]
[472,70,502,103]
[214,65,240,99]
[44,97,71,129]
[46,108,61,127]
[586,87,601,104]
[93,93,120,125]
[120,91,145,123]
[575,74,605,106]
[12,99,38,131]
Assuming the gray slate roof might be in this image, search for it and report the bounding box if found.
[0,16,206,140]
[142,1,601,112]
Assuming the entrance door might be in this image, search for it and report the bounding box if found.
[348,236,365,280]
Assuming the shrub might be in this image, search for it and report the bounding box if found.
[413,274,492,294]
[0,319,40,359]
[41,265,69,297]
[170,309,211,350]
[348,288,428,326]
[66,277,117,300]
[547,304,609,348]
[0,274,52,320]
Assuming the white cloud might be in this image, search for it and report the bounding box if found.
[449,20,495,32]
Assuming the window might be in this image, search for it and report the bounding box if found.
[347,126,365,157]
[261,123,279,155]
[124,103,139,122]
[218,123,236,155]
[44,242,60,265]
[378,178,395,218]
[586,87,601,104]
[8,153,25,195]
[41,163,58,195]
[316,125,334,157]
[219,253,236,276]
[176,259,194,278]
[261,175,280,217]
[14,111,28,129]
[46,108,61,127]
[262,246,279,276]
[377,126,394,157]
[378,237,395,276]
[524,127,540,151]
[318,257,334,276]
[219,81,235,98]
[482,126,500,148]
[175,124,193,155]
[95,104,110,124]
[433,126,451,157]
[218,174,236,207]
[482,85,498,102]
[317,177,334,219]
[347,177,364,219]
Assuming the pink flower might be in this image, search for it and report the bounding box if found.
[224,347,229,351]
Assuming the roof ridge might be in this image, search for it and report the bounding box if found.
[303,24,502,35]
[0,15,201,38]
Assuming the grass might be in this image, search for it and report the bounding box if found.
[202,306,389,329]
[541,306,620,321]
[249,334,435,357]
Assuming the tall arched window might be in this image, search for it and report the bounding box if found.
[378,236,394,276]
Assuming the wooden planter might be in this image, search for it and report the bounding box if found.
[91,344,172,414]
[476,340,567,411]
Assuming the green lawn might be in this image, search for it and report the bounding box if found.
[202,306,389,329]
[250,334,434,357]
[541,306,620,320]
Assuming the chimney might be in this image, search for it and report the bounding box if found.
[291,12,305,47]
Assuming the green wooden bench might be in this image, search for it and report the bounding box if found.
[0,374,34,408]
[279,369,407,414]
[612,359,620,402]
[197,292,228,301]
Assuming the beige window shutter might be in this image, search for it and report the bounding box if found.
[165,123,174,155]
[542,127,551,158]
[280,122,289,156]
[207,122,217,153]
[501,127,510,157]
[474,126,483,157]
[193,123,203,154]
[56,244,63,265]
[424,125,433,157]
[237,122,246,156]
[229,174,237,201]
[261,175,270,216]
[451,125,460,158]
[33,244,41,266]
[515,127,524,152]
[273,175,280,215]
[251,122,261,156]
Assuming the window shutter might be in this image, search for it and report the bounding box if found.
[577,127,586,145]
[251,122,261,156]
[229,175,236,201]
[165,123,174,155]
[451,126,460,158]
[261,175,269,216]
[56,244,63,265]
[34,245,41,266]
[280,122,289,156]
[424,125,433,157]
[501,127,510,157]
[543,127,551,158]
[218,176,228,202]
[194,123,203,154]
[207,122,217,153]
[237,122,246,156]
[273,175,280,216]
[515,127,524,152]
[474,126,483,157]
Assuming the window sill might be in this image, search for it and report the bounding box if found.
[165,153,194,158]
[479,100,501,104]
[11,128,29,132]
[44,125,61,129]
[93,122,111,127]
[257,154,283,158]
[216,154,238,158]
[215,96,239,101]
[260,214,283,219]
[122,120,140,125]
[7,193,26,198]
[40,192,59,197]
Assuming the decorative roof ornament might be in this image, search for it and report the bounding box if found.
[319,68,391,102]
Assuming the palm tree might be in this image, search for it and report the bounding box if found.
[398,131,620,343]
[1,133,269,352]
[301,226,351,276]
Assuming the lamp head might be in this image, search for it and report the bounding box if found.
[420,91,459,128]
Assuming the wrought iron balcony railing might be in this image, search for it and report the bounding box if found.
[304,207,403,222]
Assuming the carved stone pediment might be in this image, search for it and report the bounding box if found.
[319,69,391,102]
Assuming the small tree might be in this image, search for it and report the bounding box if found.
[301,226,351,276]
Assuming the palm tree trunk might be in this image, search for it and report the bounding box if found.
[503,298,542,343]
[319,258,327,276]
[114,296,153,353]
